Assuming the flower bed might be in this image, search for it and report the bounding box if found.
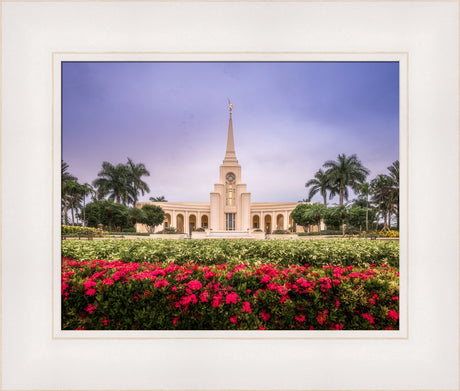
[61,238,399,268]
[62,258,399,330]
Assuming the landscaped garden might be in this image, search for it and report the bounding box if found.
[62,239,399,331]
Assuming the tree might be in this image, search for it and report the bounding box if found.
[62,180,84,225]
[305,169,336,205]
[370,174,395,229]
[140,204,165,233]
[79,183,95,227]
[61,161,78,225]
[322,207,343,230]
[387,160,399,229]
[347,205,377,231]
[323,154,370,205]
[290,204,317,232]
[358,182,371,232]
[126,158,150,206]
[128,207,147,227]
[93,162,134,205]
[83,200,130,231]
[149,196,168,202]
[310,203,327,232]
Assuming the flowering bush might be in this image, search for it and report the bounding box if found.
[378,230,399,238]
[62,258,399,330]
[62,238,399,268]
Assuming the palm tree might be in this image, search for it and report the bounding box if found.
[62,160,77,183]
[126,158,150,206]
[305,169,336,205]
[93,162,134,205]
[61,161,78,224]
[370,174,394,229]
[323,154,370,205]
[62,180,84,225]
[80,183,95,227]
[149,196,167,202]
[359,182,371,232]
[387,160,399,229]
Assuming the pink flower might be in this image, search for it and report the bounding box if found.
[154,279,169,288]
[392,296,399,301]
[230,316,237,323]
[101,317,108,326]
[85,288,96,296]
[188,280,203,290]
[212,293,223,308]
[173,317,180,326]
[260,274,271,283]
[204,271,215,279]
[333,323,344,330]
[83,280,96,290]
[101,278,114,286]
[387,309,399,321]
[85,303,97,314]
[295,315,306,323]
[200,290,209,302]
[261,310,270,322]
[362,313,375,324]
[226,292,239,305]
[316,310,328,325]
[242,301,252,313]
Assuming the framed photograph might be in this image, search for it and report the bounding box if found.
[2,1,458,390]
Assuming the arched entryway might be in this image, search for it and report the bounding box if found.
[189,214,196,233]
[252,215,260,229]
[176,214,184,233]
[276,214,284,230]
[201,214,208,229]
[264,215,271,234]
[164,213,171,229]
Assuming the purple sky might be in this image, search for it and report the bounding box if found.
[62,61,399,203]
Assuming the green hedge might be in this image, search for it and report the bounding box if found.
[61,225,107,236]
[61,238,399,268]
[62,258,399,330]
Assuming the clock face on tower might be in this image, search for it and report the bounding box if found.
[226,172,235,183]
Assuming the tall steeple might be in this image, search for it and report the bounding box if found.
[223,99,238,164]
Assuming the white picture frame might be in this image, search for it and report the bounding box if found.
[1,1,458,390]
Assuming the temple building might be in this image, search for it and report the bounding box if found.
[136,104,306,237]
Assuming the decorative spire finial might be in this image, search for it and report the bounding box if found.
[228,98,233,116]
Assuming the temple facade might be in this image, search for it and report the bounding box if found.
[136,105,305,236]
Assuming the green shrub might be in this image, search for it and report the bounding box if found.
[61,238,399,269]
[61,225,107,236]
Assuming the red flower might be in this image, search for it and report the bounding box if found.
[316,310,328,325]
[212,293,223,308]
[242,301,252,313]
[362,313,375,324]
[154,279,169,288]
[85,303,97,314]
[188,280,203,290]
[101,278,114,286]
[295,315,305,323]
[387,309,399,321]
[226,292,239,305]
[85,288,96,296]
[230,316,237,323]
[83,280,96,290]
[261,310,270,322]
